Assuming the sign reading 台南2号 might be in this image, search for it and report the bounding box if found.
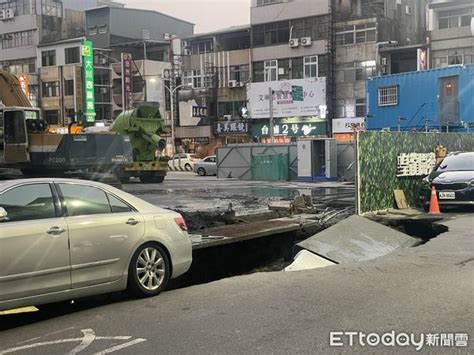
[82,40,95,122]
[121,53,133,111]
[397,153,436,177]
[247,77,326,119]
[214,122,248,135]
[251,121,326,138]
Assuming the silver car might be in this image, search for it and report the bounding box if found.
[193,155,217,176]
[0,178,192,312]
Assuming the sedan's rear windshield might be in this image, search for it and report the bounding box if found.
[437,154,474,172]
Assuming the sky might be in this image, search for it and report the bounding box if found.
[121,0,251,34]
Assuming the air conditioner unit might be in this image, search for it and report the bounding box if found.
[0,8,14,21]
[301,37,312,46]
[236,82,244,87]
[289,38,299,48]
[228,80,238,88]
[406,5,412,15]
[223,114,232,121]
[100,87,108,94]
[99,58,107,65]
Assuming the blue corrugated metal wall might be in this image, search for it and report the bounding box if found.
[366,65,474,132]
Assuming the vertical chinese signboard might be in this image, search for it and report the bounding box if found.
[121,53,133,111]
[82,40,95,122]
[417,48,427,71]
[17,73,29,98]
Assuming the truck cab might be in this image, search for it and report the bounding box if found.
[0,107,40,165]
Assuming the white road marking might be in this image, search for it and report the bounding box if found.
[0,328,140,355]
[93,338,147,354]
[0,338,84,354]
[67,329,96,354]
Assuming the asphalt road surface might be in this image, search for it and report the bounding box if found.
[1,213,472,354]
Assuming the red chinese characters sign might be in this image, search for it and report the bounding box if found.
[121,53,133,111]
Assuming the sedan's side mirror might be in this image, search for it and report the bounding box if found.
[0,207,8,222]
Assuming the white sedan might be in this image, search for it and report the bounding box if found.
[193,156,217,176]
[167,153,198,171]
[0,178,192,312]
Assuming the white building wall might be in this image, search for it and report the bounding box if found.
[251,0,330,25]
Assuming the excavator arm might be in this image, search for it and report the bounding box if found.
[0,69,31,107]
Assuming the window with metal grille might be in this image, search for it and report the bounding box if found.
[264,60,278,81]
[356,98,366,117]
[304,56,318,78]
[335,22,376,46]
[64,80,74,96]
[41,50,56,67]
[378,86,398,106]
[438,7,473,29]
[65,47,80,64]
[42,81,59,97]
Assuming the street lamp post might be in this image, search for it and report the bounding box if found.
[162,83,190,157]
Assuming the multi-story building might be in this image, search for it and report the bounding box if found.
[333,0,427,139]
[427,0,474,68]
[85,6,194,121]
[37,37,85,125]
[249,0,331,143]
[179,25,251,155]
[0,0,85,107]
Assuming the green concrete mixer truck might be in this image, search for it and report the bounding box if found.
[110,104,169,183]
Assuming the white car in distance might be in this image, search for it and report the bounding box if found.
[193,155,217,176]
[168,153,198,171]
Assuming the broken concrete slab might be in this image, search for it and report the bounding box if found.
[296,215,421,264]
[285,250,336,272]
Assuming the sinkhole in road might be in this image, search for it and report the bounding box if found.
[170,216,448,290]
[168,228,318,290]
[376,218,448,244]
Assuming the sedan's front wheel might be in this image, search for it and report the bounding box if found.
[197,167,206,176]
[128,243,170,297]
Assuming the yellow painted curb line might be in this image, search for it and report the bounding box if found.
[0,306,39,315]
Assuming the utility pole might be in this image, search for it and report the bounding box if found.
[269,87,274,143]
[143,40,147,102]
[163,83,190,157]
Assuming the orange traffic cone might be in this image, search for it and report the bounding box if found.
[429,185,441,214]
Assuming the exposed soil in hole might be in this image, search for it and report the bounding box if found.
[374,218,448,243]
[169,228,322,290]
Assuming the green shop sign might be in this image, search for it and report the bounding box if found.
[82,40,95,122]
[252,120,326,137]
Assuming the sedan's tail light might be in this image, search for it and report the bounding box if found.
[174,217,188,231]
